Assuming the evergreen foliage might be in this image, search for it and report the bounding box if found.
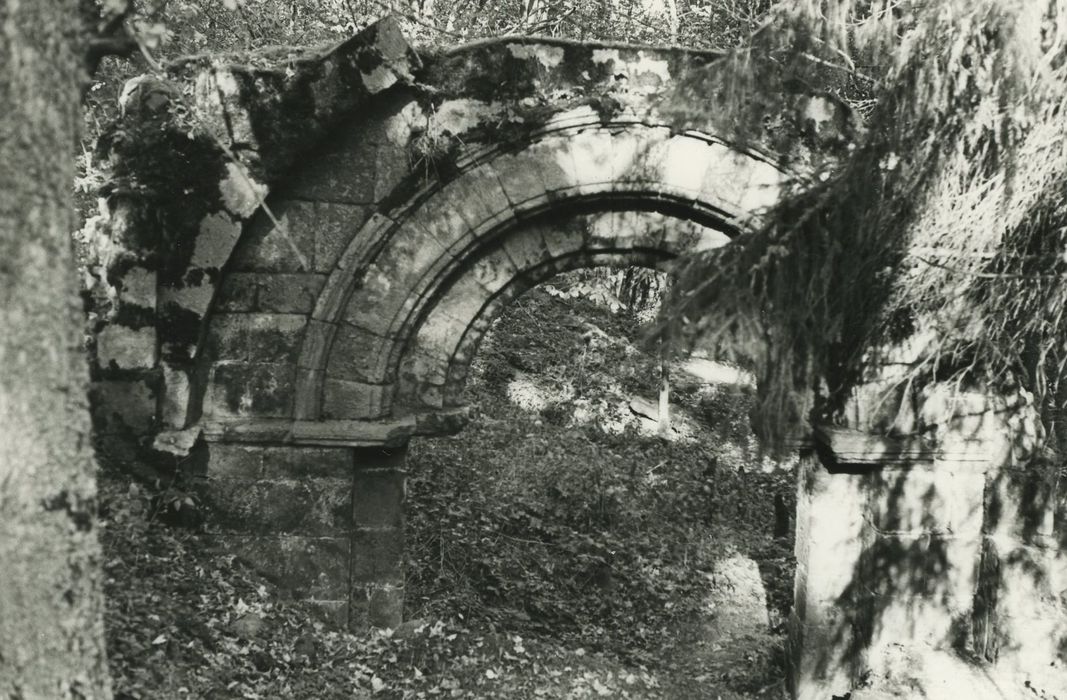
[667,0,1067,449]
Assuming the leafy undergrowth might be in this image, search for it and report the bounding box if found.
[102,476,676,699]
[404,284,796,697]
[101,278,795,699]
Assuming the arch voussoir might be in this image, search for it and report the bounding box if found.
[289,122,785,428]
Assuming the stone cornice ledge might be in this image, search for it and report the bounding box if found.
[813,425,991,467]
[198,408,470,447]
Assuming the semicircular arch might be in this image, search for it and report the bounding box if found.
[293,120,783,425]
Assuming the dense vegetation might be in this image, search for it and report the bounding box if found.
[101,276,795,698]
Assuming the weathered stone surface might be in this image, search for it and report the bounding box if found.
[702,554,770,642]
[230,202,317,273]
[205,362,295,419]
[350,527,404,580]
[90,379,157,435]
[321,378,392,420]
[326,325,394,384]
[206,313,306,363]
[200,477,351,535]
[866,464,986,537]
[217,272,327,314]
[221,534,351,600]
[352,469,405,528]
[95,325,157,370]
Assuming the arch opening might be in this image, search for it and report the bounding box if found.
[399,261,796,696]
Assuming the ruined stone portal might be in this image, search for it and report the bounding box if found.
[84,18,1066,699]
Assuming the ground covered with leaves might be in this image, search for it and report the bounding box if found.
[101,279,795,699]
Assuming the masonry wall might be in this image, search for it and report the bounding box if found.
[790,397,1067,699]
[200,442,406,628]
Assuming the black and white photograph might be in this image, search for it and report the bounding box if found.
[1,1,1066,697]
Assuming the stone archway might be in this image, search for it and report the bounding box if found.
[195,120,782,443]
[83,19,1066,697]
[188,118,786,636]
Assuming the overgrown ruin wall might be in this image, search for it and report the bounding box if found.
[81,17,1065,699]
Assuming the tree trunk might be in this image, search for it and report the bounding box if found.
[0,1,112,697]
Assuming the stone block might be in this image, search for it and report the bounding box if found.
[439,275,494,328]
[350,527,405,581]
[229,201,316,273]
[538,219,586,259]
[160,365,192,429]
[866,465,986,537]
[222,534,350,600]
[285,129,380,204]
[487,153,551,209]
[321,378,392,420]
[466,245,519,296]
[90,378,157,435]
[352,468,405,528]
[399,343,450,389]
[340,261,418,335]
[560,128,618,187]
[293,367,323,420]
[255,273,327,314]
[206,443,266,479]
[200,477,352,535]
[350,581,404,630]
[190,211,242,270]
[95,325,157,370]
[440,167,512,235]
[119,266,157,309]
[205,362,295,419]
[982,467,1056,543]
[501,225,552,271]
[326,325,394,384]
[265,446,354,479]
[314,205,368,272]
[214,272,260,312]
[203,313,250,361]
[245,313,307,363]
